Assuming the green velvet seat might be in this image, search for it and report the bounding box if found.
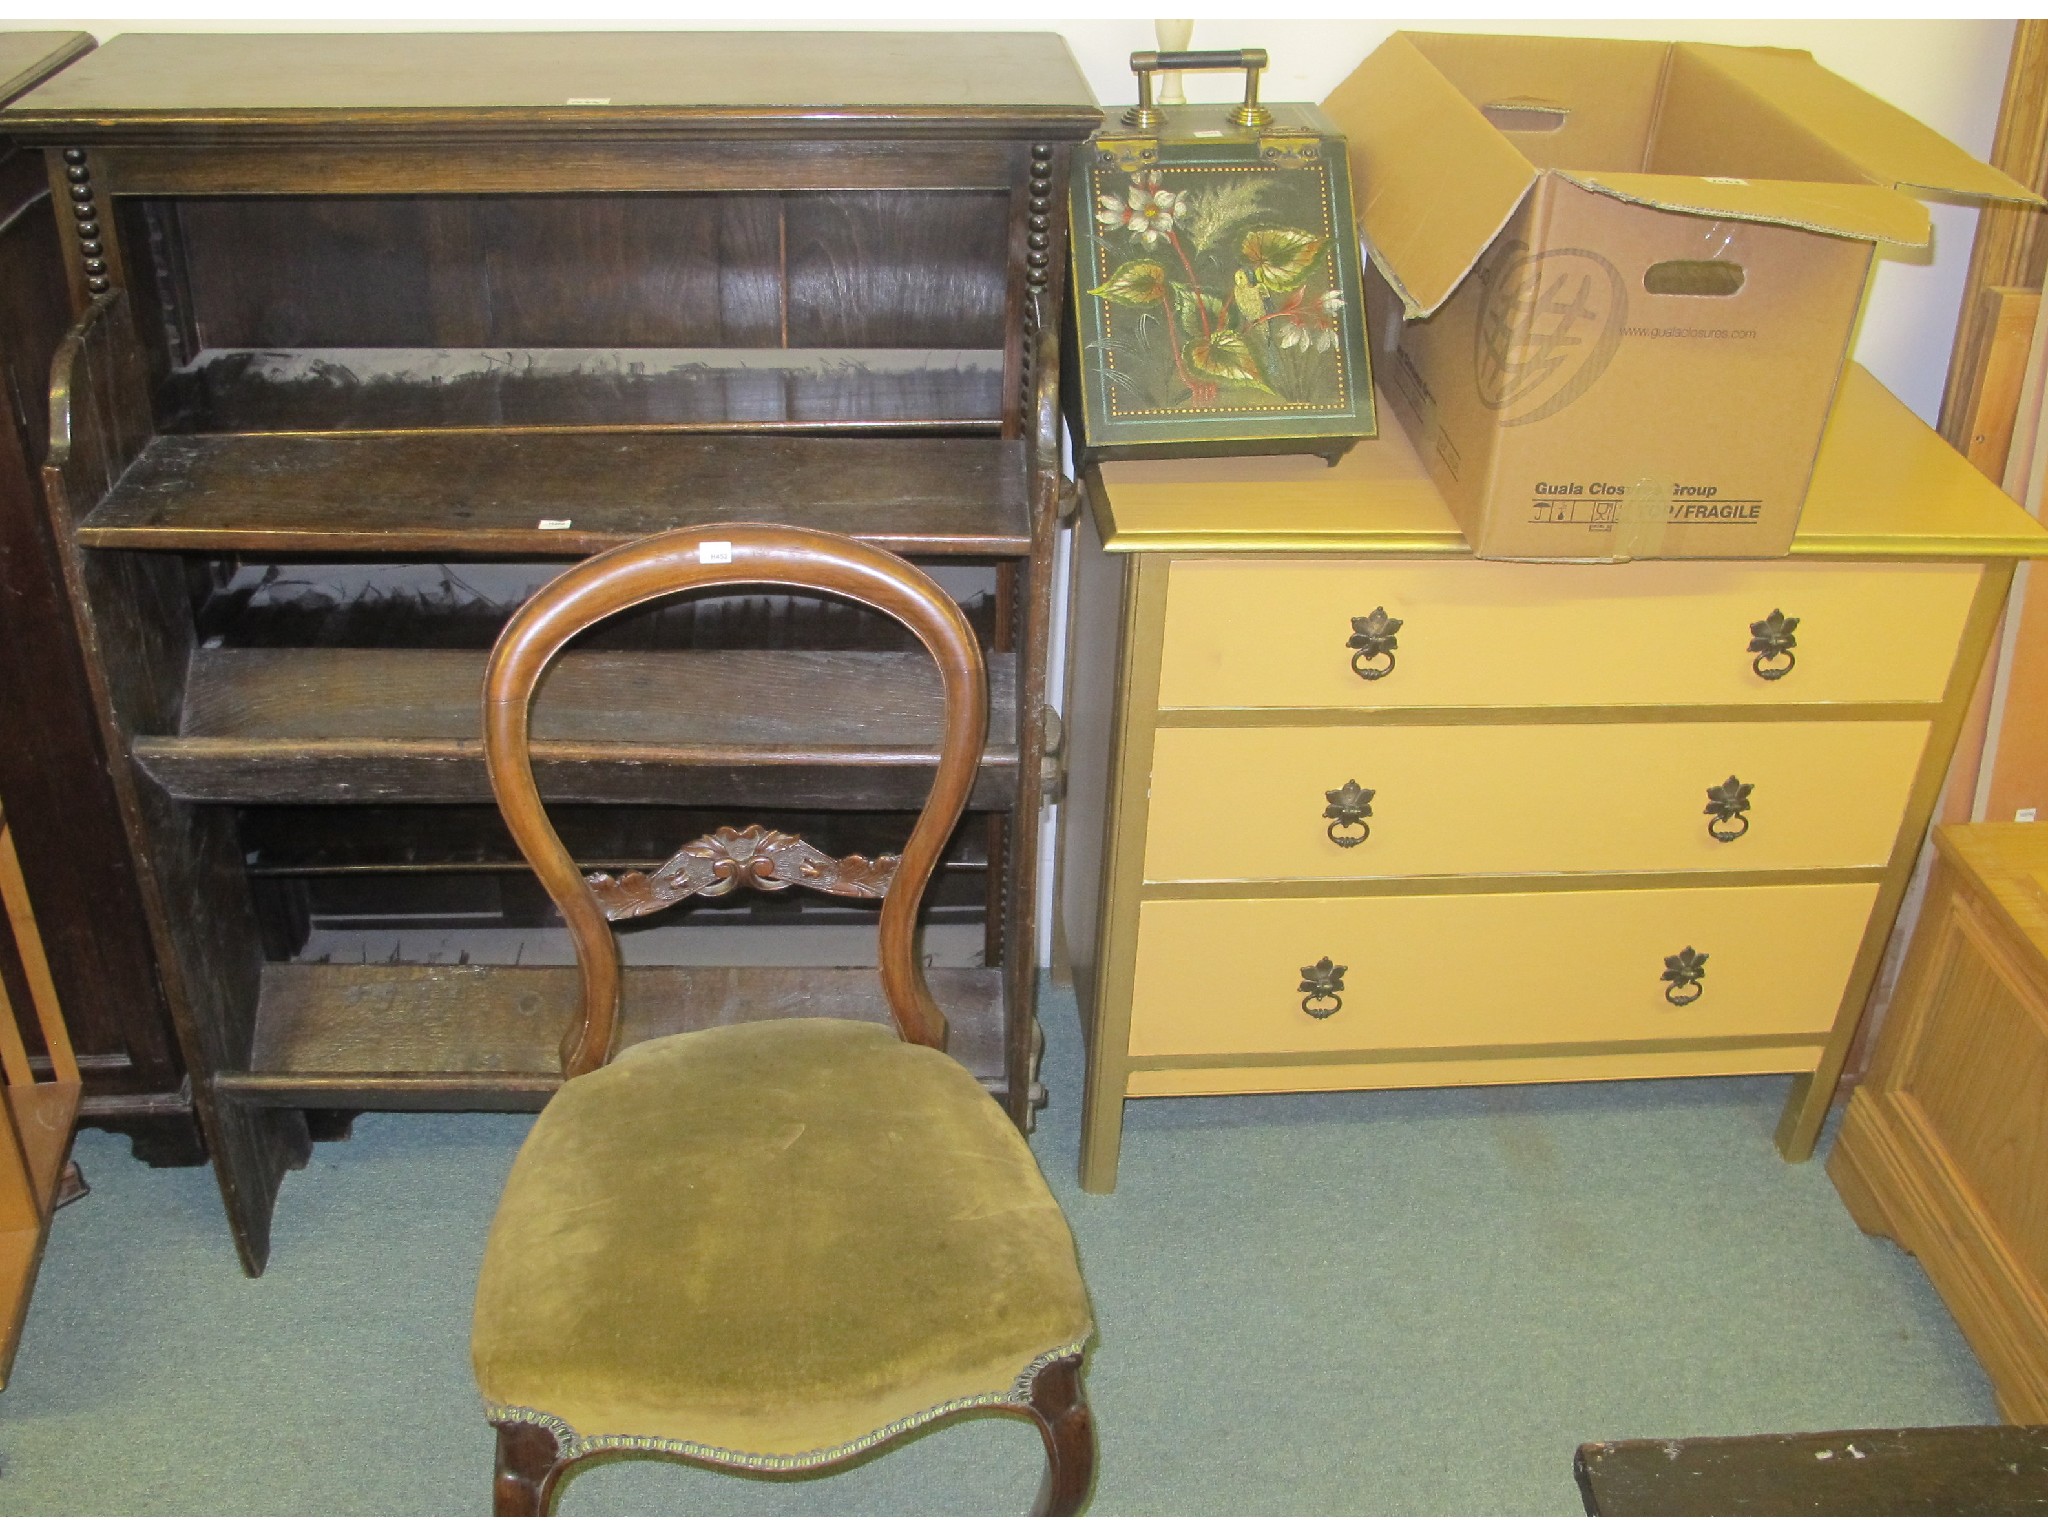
[472,1016,1093,1468]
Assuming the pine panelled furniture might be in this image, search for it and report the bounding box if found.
[1830,822,2048,1423]
[470,526,1092,1515]
[0,798,82,1389]
[1062,366,2048,1190]
[1,32,1099,1273]
[0,33,202,1168]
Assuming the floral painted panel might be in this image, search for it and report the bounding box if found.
[1073,157,1371,440]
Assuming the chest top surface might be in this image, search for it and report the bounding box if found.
[0,30,1101,140]
[1091,366,2048,563]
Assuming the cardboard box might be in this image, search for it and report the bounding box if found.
[1324,32,2040,560]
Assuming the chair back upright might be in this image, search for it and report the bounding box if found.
[482,524,989,1078]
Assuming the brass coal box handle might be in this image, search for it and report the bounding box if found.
[1662,946,1708,1007]
[1124,48,1273,130]
[1299,956,1346,1019]
[1748,609,1799,680]
[1324,779,1375,846]
[1348,607,1401,680]
[1703,775,1753,843]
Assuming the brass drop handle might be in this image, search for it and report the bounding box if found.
[1348,607,1401,680]
[1704,775,1753,843]
[1324,779,1374,846]
[1748,609,1798,680]
[1662,946,1708,1007]
[1299,956,1346,1019]
[1125,48,1272,130]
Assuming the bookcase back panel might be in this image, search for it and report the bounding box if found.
[191,559,999,652]
[131,190,1015,430]
[167,190,1009,351]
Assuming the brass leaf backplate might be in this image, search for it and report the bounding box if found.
[1323,779,1375,847]
[1299,956,1347,1019]
[1347,607,1401,680]
[1747,609,1798,680]
[588,825,898,921]
[1661,945,1708,1007]
[1703,775,1753,843]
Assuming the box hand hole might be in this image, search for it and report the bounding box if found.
[1644,260,1746,298]
[1480,101,1568,134]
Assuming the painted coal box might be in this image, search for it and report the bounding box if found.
[1066,49,1376,464]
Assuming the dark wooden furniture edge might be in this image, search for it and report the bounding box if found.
[1577,1425,2048,1516]
[0,30,204,1168]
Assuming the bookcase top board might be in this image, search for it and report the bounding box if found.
[0,32,89,106]
[0,31,1102,137]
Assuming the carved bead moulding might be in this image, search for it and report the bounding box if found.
[587,825,898,922]
[1026,143,1056,293]
[61,148,111,295]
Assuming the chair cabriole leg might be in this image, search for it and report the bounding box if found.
[493,1421,564,1516]
[1025,1354,1095,1516]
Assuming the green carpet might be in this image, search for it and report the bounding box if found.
[0,981,1995,1515]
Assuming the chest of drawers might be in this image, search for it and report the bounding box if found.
[1060,367,2048,1191]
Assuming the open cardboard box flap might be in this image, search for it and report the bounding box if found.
[1330,32,2045,320]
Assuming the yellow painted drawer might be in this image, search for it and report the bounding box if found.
[1157,558,1978,709]
[1144,719,1929,882]
[1126,882,1878,1059]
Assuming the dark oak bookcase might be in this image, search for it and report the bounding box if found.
[3,30,1098,1272]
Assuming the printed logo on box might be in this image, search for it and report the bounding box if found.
[1476,244,1627,428]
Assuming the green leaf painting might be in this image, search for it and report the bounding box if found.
[1171,282,1227,337]
[1090,259,1167,308]
[1184,330,1280,396]
[1240,227,1325,293]
[1085,165,1351,416]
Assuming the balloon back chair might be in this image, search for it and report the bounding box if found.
[469,524,1095,1516]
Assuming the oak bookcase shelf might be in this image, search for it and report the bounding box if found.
[217,961,1008,1110]
[136,648,1021,807]
[79,430,1032,557]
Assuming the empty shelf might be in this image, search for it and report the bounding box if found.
[216,960,1008,1108]
[80,430,1032,556]
[137,647,1018,805]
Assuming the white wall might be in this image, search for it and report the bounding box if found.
[7,16,2016,422]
